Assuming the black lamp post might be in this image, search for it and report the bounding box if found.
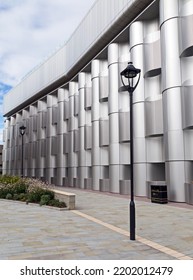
[120,62,141,241]
[19,125,26,177]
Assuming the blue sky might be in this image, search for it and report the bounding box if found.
[0,0,96,143]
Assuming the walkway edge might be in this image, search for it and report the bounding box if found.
[72,210,193,260]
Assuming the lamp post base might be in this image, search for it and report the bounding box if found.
[130,200,135,240]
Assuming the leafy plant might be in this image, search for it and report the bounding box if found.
[0,175,20,185]
[40,194,51,206]
[6,193,12,200]
[48,199,66,208]
[0,176,66,208]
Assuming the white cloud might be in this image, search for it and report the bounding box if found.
[0,0,96,87]
[0,0,95,143]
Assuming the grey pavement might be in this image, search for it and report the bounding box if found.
[0,187,193,260]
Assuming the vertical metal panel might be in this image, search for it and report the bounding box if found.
[145,98,163,137]
[74,130,79,152]
[74,94,79,116]
[64,101,69,120]
[85,125,92,150]
[119,111,130,142]
[99,119,109,147]
[85,87,92,109]
[52,106,58,124]
[99,76,108,101]
[51,136,57,155]
[63,133,69,154]
[42,111,47,128]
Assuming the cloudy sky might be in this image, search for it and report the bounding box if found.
[0,0,96,143]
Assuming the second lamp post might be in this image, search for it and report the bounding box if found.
[120,62,141,241]
[19,125,26,178]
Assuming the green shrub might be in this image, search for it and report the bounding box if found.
[0,175,20,185]
[0,185,14,198]
[40,194,51,206]
[48,199,66,208]
[12,181,28,194]
[18,193,28,202]
[13,193,19,200]
[0,176,65,208]
[27,187,54,203]
[6,193,12,200]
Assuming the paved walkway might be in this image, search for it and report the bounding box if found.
[0,187,193,260]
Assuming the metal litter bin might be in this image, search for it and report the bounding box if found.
[151,185,168,204]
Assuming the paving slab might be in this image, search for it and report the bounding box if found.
[0,187,193,260]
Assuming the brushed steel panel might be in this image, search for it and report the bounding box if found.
[99,119,109,147]
[63,133,69,154]
[146,136,164,163]
[119,164,130,180]
[180,14,193,57]
[160,18,181,91]
[108,64,119,114]
[108,43,119,65]
[109,113,119,144]
[85,150,91,167]
[110,164,119,193]
[74,94,79,116]
[74,130,79,152]
[134,138,146,163]
[92,146,100,166]
[52,106,58,125]
[184,161,193,183]
[145,98,163,137]
[42,111,47,128]
[130,45,145,104]
[91,64,100,122]
[185,183,193,205]
[162,88,183,132]
[85,87,92,110]
[99,179,110,192]
[100,147,109,166]
[92,165,100,191]
[160,0,179,26]
[119,143,130,165]
[165,161,185,202]
[99,76,108,102]
[181,85,193,129]
[133,102,145,138]
[130,21,143,49]
[92,121,99,148]
[64,101,69,120]
[134,163,147,196]
[120,180,130,195]
[119,111,130,142]
[164,131,184,161]
[109,143,119,165]
[144,34,161,78]
[85,125,92,150]
[184,130,193,160]
[84,178,92,190]
[51,136,57,156]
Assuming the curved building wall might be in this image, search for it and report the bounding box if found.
[3,0,193,205]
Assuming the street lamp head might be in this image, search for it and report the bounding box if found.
[120,62,141,92]
[120,62,141,79]
[19,125,26,136]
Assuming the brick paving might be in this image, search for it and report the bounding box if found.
[0,187,193,260]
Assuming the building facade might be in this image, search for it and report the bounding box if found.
[3,0,193,204]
